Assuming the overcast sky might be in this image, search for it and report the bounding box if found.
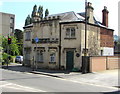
[0,0,119,35]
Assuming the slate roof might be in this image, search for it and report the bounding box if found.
[48,11,85,22]
[24,11,113,30]
[47,11,110,29]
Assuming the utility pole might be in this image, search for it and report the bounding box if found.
[82,0,88,74]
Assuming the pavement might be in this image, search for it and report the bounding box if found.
[1,63,120,89]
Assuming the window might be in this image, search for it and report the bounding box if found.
[25,31,31,40]
[66,27,75,38]
[10,28,13,33]
[10,17,14,24]
[37,51,43,62]
[50,53,55,62]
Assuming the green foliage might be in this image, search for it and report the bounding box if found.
[45,9,49,17]
[2,36,20,56]
[14,29,23,55]
[10,36,20,55]
[14,29,23,43]
[2,52,9,62]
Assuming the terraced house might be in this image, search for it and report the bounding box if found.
[23,2,114,71]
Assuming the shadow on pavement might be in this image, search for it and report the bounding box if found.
[1,64,75,74]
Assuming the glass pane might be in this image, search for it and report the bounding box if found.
[71,28,75,37]
[66,28,70,38]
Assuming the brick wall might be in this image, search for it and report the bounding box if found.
[90,56,120,72]
[100,28,114,48]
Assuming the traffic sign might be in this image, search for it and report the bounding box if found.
[34,37,39,43]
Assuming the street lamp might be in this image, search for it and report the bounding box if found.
[85,0,87,57]
[82,0,88,74]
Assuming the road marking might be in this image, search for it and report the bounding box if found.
[2,69,118,90]
[1,81,46,92]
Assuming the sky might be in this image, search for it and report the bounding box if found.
[0,0,119,35]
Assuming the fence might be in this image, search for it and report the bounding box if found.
[89,56,120,72]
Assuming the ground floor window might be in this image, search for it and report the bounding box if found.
[50,53,55,62]
[37,51,44,63]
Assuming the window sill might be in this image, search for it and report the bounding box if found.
[37,61,44,63]
[64,37,76,39]
[25,39,31,41]
[49,62,56,64]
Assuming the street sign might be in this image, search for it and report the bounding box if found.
[34,37,39,43]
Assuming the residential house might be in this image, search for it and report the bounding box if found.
[23,2,114,70]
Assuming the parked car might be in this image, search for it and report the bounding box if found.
[15,56,23,63]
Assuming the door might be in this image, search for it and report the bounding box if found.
[66,51,74,70]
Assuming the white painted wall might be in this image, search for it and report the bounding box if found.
[102,47,114,56]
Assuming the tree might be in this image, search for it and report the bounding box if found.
[10,36,20,55]
[24,15,32,26]
[38,6,43,19]
[45,9,49,17]
[14,29,23,55]
[14,29,23,42]
[2,36,20,56]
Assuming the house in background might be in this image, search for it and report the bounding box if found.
[23,2,114,70]
[0,12,15,37]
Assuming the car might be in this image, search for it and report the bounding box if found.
[15,56,23,63]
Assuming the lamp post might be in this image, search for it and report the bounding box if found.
[82,0,88,74]
[85,0,87,57]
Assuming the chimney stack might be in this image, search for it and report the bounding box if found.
[86,2,94,24]
[102,6,109,27]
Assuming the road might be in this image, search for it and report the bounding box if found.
[1,68,119,93]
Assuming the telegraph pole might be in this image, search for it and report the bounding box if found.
[82,0,88,74]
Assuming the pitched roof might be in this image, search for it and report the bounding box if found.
[24,11,113,30]
[48,11,85,22]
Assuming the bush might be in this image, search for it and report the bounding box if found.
[2,53,11,65]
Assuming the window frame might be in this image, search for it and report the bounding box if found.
[65,27,76,38]
[37,51,44,63]
[25,31,31,41]
[50,53,56,62]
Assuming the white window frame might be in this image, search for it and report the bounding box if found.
[66,27,75,38]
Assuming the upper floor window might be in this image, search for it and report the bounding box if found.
[25,31,31,41]
[10,17,14,24]
[66,27,75,38]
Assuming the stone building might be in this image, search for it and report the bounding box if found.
[0,12,15,37]
[23,2,114,70]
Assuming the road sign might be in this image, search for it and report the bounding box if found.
[34,37,39,43]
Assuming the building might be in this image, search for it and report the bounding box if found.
[0,12,15,37]
[23,2,114,70]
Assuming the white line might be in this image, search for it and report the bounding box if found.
[1,81,46,92]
